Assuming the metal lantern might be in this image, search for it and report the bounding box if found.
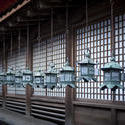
[78,49,97,82]
[0,72,6,85]
[100,57,123,91]
[15,70,23,87]
[45,63,57,89]
[33,69,44,88]
[22,67,33,87]
[59,60,76,88]
[6,67,15,86]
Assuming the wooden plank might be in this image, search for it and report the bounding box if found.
[6,103,25,110]
[6,95,25,99]
[31,112,65,123]
[31,96,65,104]
[31,108,65,118]
[7,107,25,114]
[73,101,125,110]
[6,100,26,106]
[31,101,65,108]
[31,104,65,113]
[6,98,26,103]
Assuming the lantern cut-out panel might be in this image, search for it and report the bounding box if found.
[6,67,15,86]
[22,67,33,87]
[0,72,6,85]
[33,69,44,88]
[59,59,76,88]
[15,70,23,87]
[78,49,97,82]
[44,63,57,90]
[100,57,124,91]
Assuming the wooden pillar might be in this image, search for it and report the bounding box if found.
[25,25,33,116]
[2,84,7,108]
[111,108,117,125]
[65,24,75,125]
[2,35,7,109]
[26,84,33,116]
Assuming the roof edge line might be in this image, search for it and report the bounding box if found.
[0,0,31,23]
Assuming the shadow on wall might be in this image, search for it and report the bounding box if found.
[0,120,10,125]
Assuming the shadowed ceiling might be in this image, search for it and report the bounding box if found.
[0,0,17,14]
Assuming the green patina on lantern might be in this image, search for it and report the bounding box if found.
[0,72,6,85]
[22,67,33,87]
[45,63,57,90]
[78,49,97,82]
[33,69,44,88]
[59,60,76,88]
[100,57,123,91]
[15,70,23,87]
[6,67,15,86]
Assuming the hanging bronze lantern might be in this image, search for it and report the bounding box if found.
[59,59,76,88]
[78,49,97,82]
[44,63,57,90]
[100,57,123,91]
[22,67,33,87]
[0,72,6,85]
[33,69,44,88]
[15,70,23,87]
[6,67,15,86]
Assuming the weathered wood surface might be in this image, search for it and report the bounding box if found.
[0,109,57,125]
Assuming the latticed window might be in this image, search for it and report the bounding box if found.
[75,14,125,102]
[33,33,66,97]
[7,47,26,95]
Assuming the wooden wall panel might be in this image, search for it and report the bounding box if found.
[74,106,111,125]
[117,110,125,125]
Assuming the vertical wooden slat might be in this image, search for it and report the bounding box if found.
[111,108,117,125]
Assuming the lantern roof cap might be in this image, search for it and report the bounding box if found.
[100,82,123,90]
[78,49,96,65]
[60,59,74,72]
[34,69,44,76]
[46,63,57,74]
[15,70,22,76]
[0,72,6,76]
[7,66,15,74]
[22,67,32,74]
[101,57,123,71]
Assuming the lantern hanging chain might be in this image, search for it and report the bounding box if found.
[85,0,88,31]
[11,32,13,57]
[26,24,29,68]
[18,29,21,57]
[51,8,54,62]
[3,36,5,72]
[38,21,41,68]
[110,0,115,58]
[85,0,88,51]
[66,3,69,61]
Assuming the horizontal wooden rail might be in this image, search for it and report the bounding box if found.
[73,101,125,110]
[32,112,65,122]
[31,97,65,124]
[6,95,26,114]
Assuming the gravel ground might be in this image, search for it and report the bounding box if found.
[0,108,57,125]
